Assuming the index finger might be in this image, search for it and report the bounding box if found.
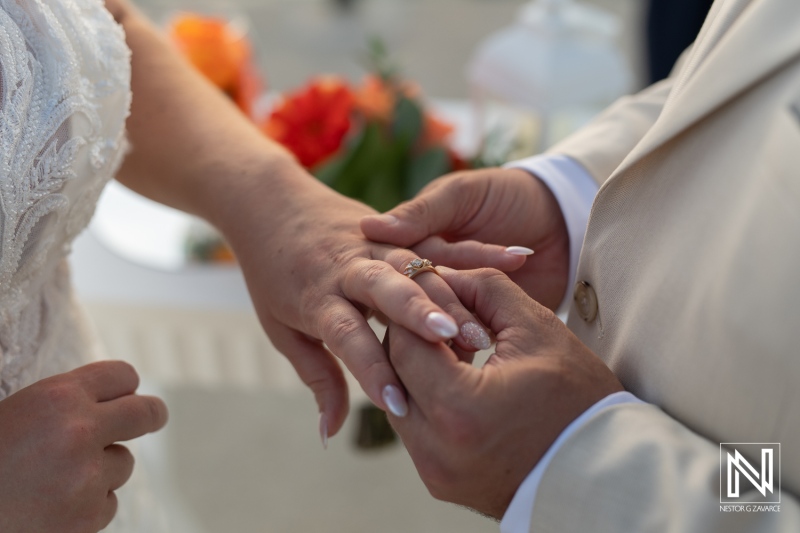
[315,295,410,418]
[70,361,140,402]
[98,394,169,444]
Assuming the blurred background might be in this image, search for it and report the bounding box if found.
[71,0,711,531]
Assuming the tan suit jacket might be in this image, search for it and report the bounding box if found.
[531,0,800,530]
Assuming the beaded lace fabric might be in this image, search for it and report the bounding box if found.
[0,0,130,398]
[0,2,172,531]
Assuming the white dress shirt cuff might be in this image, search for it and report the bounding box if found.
[499,391,645,533]
[504,155,599,315]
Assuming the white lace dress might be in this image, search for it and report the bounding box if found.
[1,0,171,530]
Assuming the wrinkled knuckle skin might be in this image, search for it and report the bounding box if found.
[61,418,99,454]
[442,300,467,320]
[328,239,361,270]
[323,314,362,349]
[536,306,563,333]
[402,197,432,221]
[476,267,506,284]
[358,261,391,289]
[43,381,85,412]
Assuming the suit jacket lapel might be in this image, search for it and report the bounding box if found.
[610,0,800,181]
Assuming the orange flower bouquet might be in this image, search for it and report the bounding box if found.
[171,22,466,259]
[263,40,466,212]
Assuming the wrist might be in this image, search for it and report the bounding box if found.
[202,151,318,239]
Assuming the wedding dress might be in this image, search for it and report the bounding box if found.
[0,0,176,530]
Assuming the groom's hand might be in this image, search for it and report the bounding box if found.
[385,268,622,519]
[361,168,570,311]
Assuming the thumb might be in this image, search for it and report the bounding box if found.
[360,181,469,247]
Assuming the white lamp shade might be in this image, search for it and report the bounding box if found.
[468,0,632,112]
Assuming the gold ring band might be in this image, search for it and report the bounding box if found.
[404,258,439,280]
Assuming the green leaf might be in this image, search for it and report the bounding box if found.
[314,123,407,211]
[405,147,450,199]
[392,97,424,145]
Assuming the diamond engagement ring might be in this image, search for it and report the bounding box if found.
[403,258,439,280]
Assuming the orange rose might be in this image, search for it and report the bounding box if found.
[169,13,248,92]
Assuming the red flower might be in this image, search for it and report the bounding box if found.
[263,77,355,168]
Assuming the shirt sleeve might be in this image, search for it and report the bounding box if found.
[499,392,645,533]
[504,155,599,315]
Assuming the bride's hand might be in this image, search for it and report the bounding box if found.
[106,5,491,441]
[0,361,167,533]
[214,165,489,439]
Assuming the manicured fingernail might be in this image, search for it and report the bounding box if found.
[426,311,459,338]
[461,322,491,350]
[319,412,328,450]
[370,214,398,225]
[382,385,409,417]
[506,246,535,256]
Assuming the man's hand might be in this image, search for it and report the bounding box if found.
[385,268,622,519]
[361,168,570,310]
[0,362,168,533]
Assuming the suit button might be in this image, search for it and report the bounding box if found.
[574,281,598,322]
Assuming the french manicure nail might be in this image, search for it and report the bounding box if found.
[382,385,409,417]
[371,214,398,225]
[426,311,459,338]
[506,246,535,256]
[319,412,328,450]
[461,322,491,351]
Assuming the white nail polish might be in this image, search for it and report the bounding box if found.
[461,322,491,351]
[426,312,459,338]
[382,385,409,417]
[319,412,328,450]
[506,246,535,256]
[373,214,398,225]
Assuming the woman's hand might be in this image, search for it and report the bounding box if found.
[214,168,502,438]
[0,361,167,533]
[109,6,503,439]
[385,267,622,518]
[361,168,570,310]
